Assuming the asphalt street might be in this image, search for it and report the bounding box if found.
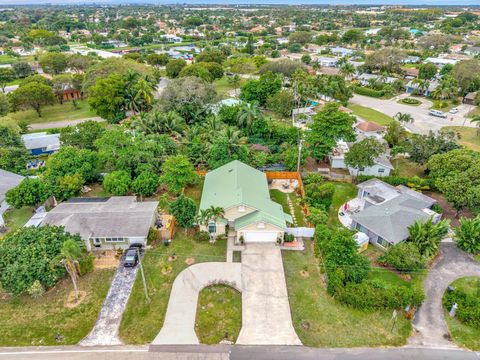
[0,345,479,360]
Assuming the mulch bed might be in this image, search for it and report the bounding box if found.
[424,191,473,227]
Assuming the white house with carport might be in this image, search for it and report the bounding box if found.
[199,160,292,243]
[38,196,159,250]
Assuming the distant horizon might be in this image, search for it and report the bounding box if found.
[0,0,480,6]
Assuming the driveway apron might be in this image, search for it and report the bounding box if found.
[80,259,139,346]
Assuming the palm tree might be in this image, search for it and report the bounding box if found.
[394,112,414,124]
[412,78,429,96]
[134,77,156,112]
[339,62,355,80]
[471,115,480,136]
[207,206,225,224]
[55,240,82,299]
[408,218,449,258]
[236,102,263,131]
[221,126,247,155]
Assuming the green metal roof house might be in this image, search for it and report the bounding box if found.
[199,160,292,243]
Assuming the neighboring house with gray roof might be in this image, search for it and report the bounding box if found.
[199,160,292,243]
[348,179,439,249]
[0,169,25,228]
[39,196,158,250]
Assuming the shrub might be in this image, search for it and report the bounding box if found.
[401,97,421,105]
[102,170,131,195]
[336,279,425,310]
[27,280,45,298]
[303,173,324,186]
[378,242,426,273]
[284,233,295,242]
[196,230,211,242]
[79,254,95,276]
[443,289,480,328]
[353,86,384,98]
[305,182,335,211]
[454,216,480,254]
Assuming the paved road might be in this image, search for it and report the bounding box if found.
[152,262,242,345]
[1,345,479,360]
[236,243,301,345]
[28,117,104,131]
[350,94,476,134]
[80,258,139,346]
[409,241,480,348]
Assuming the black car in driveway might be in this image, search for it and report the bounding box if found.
[123,247,140,267]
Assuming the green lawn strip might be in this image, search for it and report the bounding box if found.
[119,232,227,344]
[213,76,244,99]
[269,189,306,227]
[443,276,480,351]
[195,285,242,344]
[1,206,34,239]
[348,104,394,126]
[326,181,357,226]
[442,126,480,152]
[184,178,204,208]
[0,269,114,346]
[393,157,426,178]
[282,241,412,347]
[2,100,97,125]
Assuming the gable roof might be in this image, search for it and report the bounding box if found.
[41,196,158,240]
[355,121,384,133]
[0,169,24,204]
[199,160,289,230]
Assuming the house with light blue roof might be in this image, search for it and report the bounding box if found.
[199,160,292,243]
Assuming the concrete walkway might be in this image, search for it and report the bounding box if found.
[152,262,242,345]
[408,241,480,348]
[28,117,104,131]
[237,243,301,345]
[80,260,139,346]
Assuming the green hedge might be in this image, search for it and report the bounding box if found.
[444,289,480,328]
[353,86,384,98]
[356,175,434,190]
[378,243,426,273]
[336,279,425,310]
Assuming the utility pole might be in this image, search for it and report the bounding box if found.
[137,249,150,304]
[296,139,304,174]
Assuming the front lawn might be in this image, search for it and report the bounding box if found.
[326,181,357,226]
[442,126,480,152]
[195,285,242,344]
[0,269,114,346]
[119,231,227,344]
[444,276,480,351]
[3,100,97,125]
[347,104,394,126]
[213,76,245,99]
[393,157,425,178]
[282,241,412,347]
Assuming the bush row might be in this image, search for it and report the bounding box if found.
[444,289,480,328]
[336,279,425,310]
[356,175,434,190]
[353,86,384,98]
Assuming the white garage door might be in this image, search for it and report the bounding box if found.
[244,231,277,243]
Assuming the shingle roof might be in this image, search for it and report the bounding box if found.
[41,196,158,240]
[200,160,289,230]
[0,169,24,204]
[355,121,384,133]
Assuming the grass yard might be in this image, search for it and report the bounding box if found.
[119,231,227,344]
[0,269,114,346]
[326,181,357,226]
[269,189,306,227]
[2,100,97,126]
[475,254,480,263]
[184,178,204,207]
[195,285,242,344]
[1,206,34,239]
[0,54,20,64]
[213,76,245,99]
[442,126,480,152]
[393,157,426,178]
[466,107,480,119]
[348,104,394,126]
[444,276,480,351]
[282,241,412,347]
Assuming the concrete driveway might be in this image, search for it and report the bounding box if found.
[350,94,476,134]
[408,241,480,348]
[236,243,301,345]
[80,256,140,346]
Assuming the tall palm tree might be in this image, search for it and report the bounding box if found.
[221,126,247,155]
[55,240,82,299]
[412,78,429,96]
[394,112,414,124]
[236,102,263,131]
[339,62,355,80]
[134,77,156,112]
[207,206,225,224]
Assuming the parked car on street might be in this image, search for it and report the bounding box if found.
[449,107,459,114]
[429,109,447,118]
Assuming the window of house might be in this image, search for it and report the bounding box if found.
[378,168,385,173]
[105,237,125,243]
[377,237,391,249]
[208,222,216,233]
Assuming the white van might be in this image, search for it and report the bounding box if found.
[429,109,447,118]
